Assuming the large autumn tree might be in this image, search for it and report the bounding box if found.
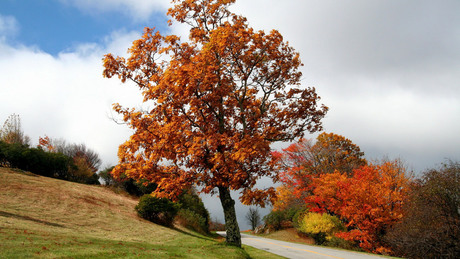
[103,0,327,246]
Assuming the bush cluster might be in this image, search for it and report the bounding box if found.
[98,166,157,196]
[297,212,345,245]
[0,141,99,184]
[176,190,210,234]
[134,189,210,233]
[263,206,305,231]
[135,194,179,227]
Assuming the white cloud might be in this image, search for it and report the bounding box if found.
[58,0,169,21]
[0,29,144,168]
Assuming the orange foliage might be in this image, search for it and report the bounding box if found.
[102,0,327,206]
[38,135,54,152]
[278,133,366,202]
[272,185,296,211]
[306,160,412,253]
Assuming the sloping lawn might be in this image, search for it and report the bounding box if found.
[0,167,282,258]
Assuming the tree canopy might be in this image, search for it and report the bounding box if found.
[103,0,327,246]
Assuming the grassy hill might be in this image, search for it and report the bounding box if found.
[0,167,281,258]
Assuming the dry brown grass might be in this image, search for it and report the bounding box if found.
[257,228,315,245]
[0,167,283,258]
[0,167,178,243]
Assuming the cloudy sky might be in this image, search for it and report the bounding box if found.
[1,0,459,229]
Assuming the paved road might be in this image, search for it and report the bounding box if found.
[216,232,385,259]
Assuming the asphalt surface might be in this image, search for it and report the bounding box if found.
[216,232,385,259]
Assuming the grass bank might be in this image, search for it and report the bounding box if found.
[0,167,282,258]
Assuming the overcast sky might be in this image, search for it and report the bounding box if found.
[1,0,459,230]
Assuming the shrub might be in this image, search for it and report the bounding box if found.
[99,166,157,196]
[176,209,209,234]
[292,207,308,229]
[263,210,285,231]
[176,189,210,233]
[0,141,73,179]
[297,212,345,245]
[135,194,179,227]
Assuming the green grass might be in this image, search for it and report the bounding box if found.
[0,167,282,258]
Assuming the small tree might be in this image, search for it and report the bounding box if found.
[246,207,261,231]
[103,0,327,247]
[0,114,30,146]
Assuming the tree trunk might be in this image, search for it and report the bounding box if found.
[218,186,241,247]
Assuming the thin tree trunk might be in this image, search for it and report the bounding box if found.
[218,186,241,247]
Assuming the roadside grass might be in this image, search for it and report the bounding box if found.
[0,167,282,258]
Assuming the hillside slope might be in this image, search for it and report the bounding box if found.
[0,167,280,258]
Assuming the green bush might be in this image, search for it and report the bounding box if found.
[297,212,345,245]
[176,209,209,234]
[292,208,308,229]
[0,141,72,179]
[99,166,157,196]
[176,189,210,234]
[135,194,179,226]
[263,210,285,231]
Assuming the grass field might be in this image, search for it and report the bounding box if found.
[0,167,282,258]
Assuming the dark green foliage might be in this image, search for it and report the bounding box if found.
[99,166,157,196]
[263,210,285,231]
[176,189,210,234]
[292,207,308,229]
[263,206,306,231]
[385,160,460,258]
[135,194,179,227]
[98,166,117,186]
[176,209,209,234]
[0,141,99,184]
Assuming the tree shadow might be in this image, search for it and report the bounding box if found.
[171,225,217,242]
[0,210,66,228]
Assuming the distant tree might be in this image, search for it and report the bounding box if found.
[0,114,30,146]
[246,207,261,231]
[38,135,101,184]
[272,185,299,212]
[103,0,327,247]
[40,137,101,173]
[385,160,460,258]
[66,143,102,173]
[306,160,412,254]
[275,132,366,208]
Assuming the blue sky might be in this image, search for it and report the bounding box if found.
[0,0,168,55]
[1,0,460,229]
